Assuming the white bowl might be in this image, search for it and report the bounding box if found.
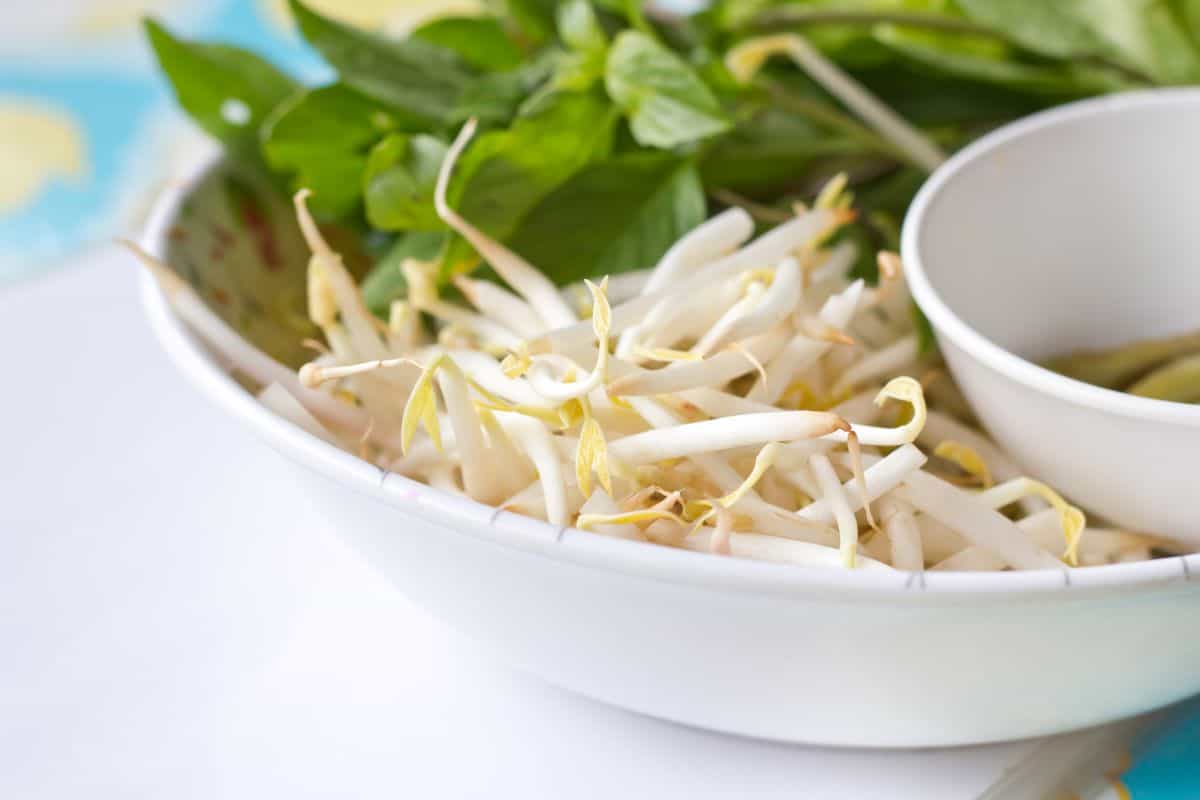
[902,90,1200,544]
[141,155,1200,748]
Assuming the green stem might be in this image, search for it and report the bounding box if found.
[749,9,1009,39]
[742,9,1154,86]
[709,188,794,224]
[755,77,911,166]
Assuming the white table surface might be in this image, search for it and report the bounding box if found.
[0,249,1042,799]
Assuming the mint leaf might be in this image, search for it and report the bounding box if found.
[413,16,524,72]
[364,134,448,231]
[288,0,472,125]
[144,18,296,156]
[605,30,732,148]
[506,152,705,284]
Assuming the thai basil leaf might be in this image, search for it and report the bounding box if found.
[956,0,1200,84]
[441,90,619,276]
[363,134,448,231]
[262,84,406,165]
[288,0,472,125]
[699,106,865,193]
[559,0,607,53]
[873,25,1129,95]
[261,84,414,217]
[452,54,557,125]
[413,16,524,71]
[501,0,560,44]
[144,18,297,157]
[506,152,705,284]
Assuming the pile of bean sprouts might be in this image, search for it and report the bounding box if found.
[130,111,1193,572]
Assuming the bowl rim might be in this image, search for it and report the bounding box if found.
[139,151,1198,601]
[901,88,1200,429]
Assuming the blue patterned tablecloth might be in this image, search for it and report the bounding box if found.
[0,0,326,283]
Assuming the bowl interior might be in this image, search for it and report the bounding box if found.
[912,92,1200,363]
[160,164,382,369]
[146,155,1200,593]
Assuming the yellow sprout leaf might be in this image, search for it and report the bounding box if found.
[577,508,688,531]
[681,444,780,535]
[725,34,798,84]
[585,276,611,342]
[306,262,338,329]
[500,343,532,378]
[982,477,1087,566]
[815,172,849,211]
[401,258,439,308]
[934,440,994,488]
[575,415,613,497]
[718,442,781,508]
[1021,481,1087,567]
[401,356,445,453]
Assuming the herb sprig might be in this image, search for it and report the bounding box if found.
[146,0,1189,312]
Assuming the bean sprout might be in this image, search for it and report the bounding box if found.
[134,172,1177,573]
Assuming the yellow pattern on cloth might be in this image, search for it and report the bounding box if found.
[259,0,484,34]
[0,99,88,214]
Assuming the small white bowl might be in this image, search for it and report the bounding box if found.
[903,90,1200,545]
[141,154,1200,748]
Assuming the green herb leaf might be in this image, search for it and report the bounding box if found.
[873,24,1129,95]
[552,0,609,91]
[594,0,652,33]
[911,302,937,356]
[288,0,473,125]
[502,0,560,44]
[953,0,1110,59]
[506,152,705,284]
[144,18,297,156]
[262,83,417,217]
[605,30,732,148]
[362,230,447,316]
[559,0,607,53]
[364,134,448,231]
[413,16,524,71]
[262,84,404,167]
[452,54,557,125]
[699,106,866,193]
[956,0,1200,84]
[442,90,619,276]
